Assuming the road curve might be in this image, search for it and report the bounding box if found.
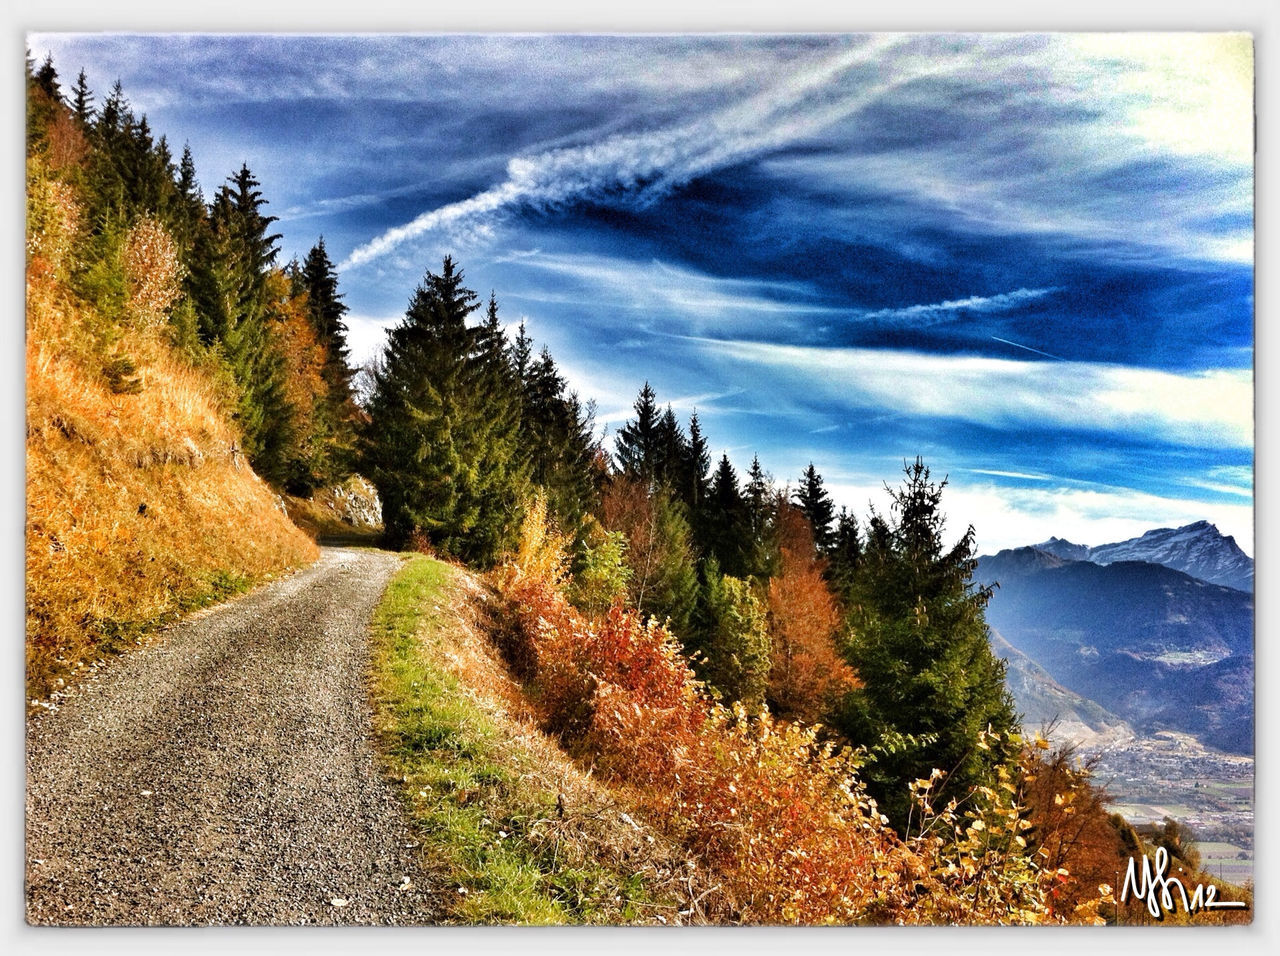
[26,546,440,925]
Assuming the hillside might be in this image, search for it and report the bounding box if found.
[25,266,317,701]
[989,628,1134,747]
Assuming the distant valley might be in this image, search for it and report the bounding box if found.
[979,521,1254,755]
[979,521,1255,876]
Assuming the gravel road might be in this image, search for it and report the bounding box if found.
[26,546,441,925]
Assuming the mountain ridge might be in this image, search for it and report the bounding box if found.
[1030,520,1253,593]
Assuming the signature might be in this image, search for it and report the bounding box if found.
[1120,846,1248,919]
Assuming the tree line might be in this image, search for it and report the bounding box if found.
[359,252,1019,830]
[27,54,359,494]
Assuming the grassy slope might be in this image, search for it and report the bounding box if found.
[368,556,700,924]
[25,273,318,701]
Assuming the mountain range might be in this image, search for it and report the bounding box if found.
[979,521,1254,755]
[1034,520,1253,593]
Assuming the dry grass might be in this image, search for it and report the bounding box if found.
[25,273,317,702]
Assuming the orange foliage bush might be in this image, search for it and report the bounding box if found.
[766,504,858,721]
[497,499,1092,924]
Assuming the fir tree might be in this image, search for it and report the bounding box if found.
[517,335,601,550]
[794,462,836,554]
[678,410,711,514]
[35,54,61,103]
[653,405,688,490]
[301,237,351,372]
[827,507,862,597]
[836,458,1019,830]
[360,257,526,565]
[71,69,93,125]
[703,453,748,578]
[614,382,661,485]
[699,562,771,710]
[742,455,778,580]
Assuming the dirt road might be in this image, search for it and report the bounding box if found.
[25,546,440,925]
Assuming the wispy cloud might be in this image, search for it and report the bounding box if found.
[690,337,1252,450]
[861,287,1059,325]
[340,36,946,270]
[499,251,834,321]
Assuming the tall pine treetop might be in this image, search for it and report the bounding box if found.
[794,462,835,554]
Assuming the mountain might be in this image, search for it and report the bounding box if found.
[1034,521,1253,593]
[979,547,1254,754]
[989,628,1134,747]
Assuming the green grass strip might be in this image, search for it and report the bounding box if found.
[368,555,654,925]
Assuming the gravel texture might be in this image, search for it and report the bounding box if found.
[26,546,440,925]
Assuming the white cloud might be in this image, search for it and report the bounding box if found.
[340,35,958,269]
[343,312,400,368]
[862,287,1060,325]
[695,338,1253,450]
[825,478,1253,558]
[499,251,834,321]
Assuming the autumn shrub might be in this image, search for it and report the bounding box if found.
[497,498,1094,924]
[122,216,184,328]
[566,523,631,616]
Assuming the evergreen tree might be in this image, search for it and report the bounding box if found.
[836,458,1019,830]
[360,257,526,564]
[71,69,93,125]
[703,453,748,578]
[652,405,688,490]
[301,237,351,378]
[614,382,660,484]
[794,462,836,554]
[827,506,862,597]
[186,164,297,485]
[35,54,61,102]
[677,410,711,515]
[297,237,357,482]
[742,455,778,580]
[517,336,601,550]
[699,562,771,710]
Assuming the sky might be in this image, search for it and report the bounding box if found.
[27,32,1255,555]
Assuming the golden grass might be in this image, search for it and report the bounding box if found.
[25,273,318,701]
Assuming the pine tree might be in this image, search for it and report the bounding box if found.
[741,456,779,580]
[614,382,660,484]
[703,453,748,577]
[301,237,351,373]
[700,562,771,710]
[676,409,711,519]
[794,463,836,554]
[360,257,526,564]
[35,54,61,102]
[827,506,862,597]
[516,333,601,550]
[71,69,93,125]
[836,458,1019,830]
[186,164,297,486]
[652,405,688,490]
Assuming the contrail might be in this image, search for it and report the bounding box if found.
[990,336,1064,360]
[339,35,970,272]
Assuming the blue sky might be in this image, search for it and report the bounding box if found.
[28,32,1254,554]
